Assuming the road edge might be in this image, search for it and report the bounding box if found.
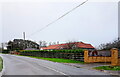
[62,63,120,76]
[0,55,5,77]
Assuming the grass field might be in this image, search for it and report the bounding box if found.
[94,66,120,71]
[0,57,3,72]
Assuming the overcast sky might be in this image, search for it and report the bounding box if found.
[0,0,119,47]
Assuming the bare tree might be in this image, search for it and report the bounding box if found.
[0,43,2,51]
[39,41,47,47]
[0,42,8,50]
[98,38,120,50]
[65,41,78,49]
[49,42,52,46]
[48,41,59,45]
[57,41,59,44]
[52,42,57,45]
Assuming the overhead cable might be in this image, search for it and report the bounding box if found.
[28,0,88,37]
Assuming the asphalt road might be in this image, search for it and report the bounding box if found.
[0,54,113,75]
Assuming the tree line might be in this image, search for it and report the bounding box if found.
[98,38,120,50]
[2,38,120,51]
[7,39,39,50]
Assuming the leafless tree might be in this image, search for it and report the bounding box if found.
[39,41,47,47]
[65,41,78,49]
[98,38,120,50]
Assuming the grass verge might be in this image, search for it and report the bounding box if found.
[94,66,120,71]
[17,55,84,64]
[0,56,3,72]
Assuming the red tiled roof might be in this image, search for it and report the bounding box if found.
[40,42,94,50]
[76,42,94,48]
[41,44,62,50]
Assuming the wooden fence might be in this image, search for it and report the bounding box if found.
[84,48,120,66]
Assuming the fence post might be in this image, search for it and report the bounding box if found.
[111,48,119,66]
[84,50,89,63]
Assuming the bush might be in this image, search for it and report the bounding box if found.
[19,49,84,61]
[2,50,10,54]
[19,49,84,53]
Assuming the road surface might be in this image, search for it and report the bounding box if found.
[0,54,112,75]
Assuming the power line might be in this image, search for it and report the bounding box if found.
[28,0,88,37]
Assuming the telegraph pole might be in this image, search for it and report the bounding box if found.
[118,3,120,49]
[23,32,25,49]
[23,32,25,40]
[1,43,4,52]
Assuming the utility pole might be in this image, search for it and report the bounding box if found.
[1,43,4,52]
[23,32,26,50]
[118,5,120,42]
[23,32,25,40]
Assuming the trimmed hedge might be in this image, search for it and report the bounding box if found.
[19,49,84,61]
[19,49,84,53]
[2,50,10,54]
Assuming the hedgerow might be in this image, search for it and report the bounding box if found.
[19,49,84,53]
[19,49,84,61]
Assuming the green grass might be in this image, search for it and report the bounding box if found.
[94,66,120,71]
[0,56,3,72]
[17,55,84,63]
[30,56,84,63]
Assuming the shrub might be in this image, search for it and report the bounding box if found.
[2,50,10,54]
